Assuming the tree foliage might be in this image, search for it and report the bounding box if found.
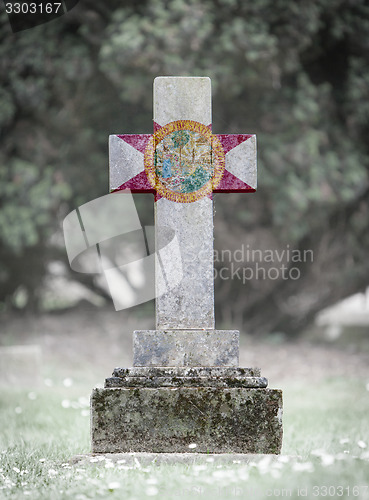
[0,0,368,333]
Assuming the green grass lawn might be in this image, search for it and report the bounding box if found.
[1,377,369,499]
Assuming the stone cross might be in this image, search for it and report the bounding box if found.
[91,77,283,455]
[109,77,257,367]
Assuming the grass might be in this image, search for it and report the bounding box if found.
[0,378,369,499]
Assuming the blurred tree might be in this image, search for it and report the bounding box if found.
[0,0,368,334]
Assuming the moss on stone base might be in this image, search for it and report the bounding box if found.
[91,387,283,454]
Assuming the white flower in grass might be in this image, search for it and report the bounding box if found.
[366,382,369,391]
[146,477,158,485]
[339,438,349,445]
[89,458,99,463]
[358,440,367,449]
[237,467,249,481]
[272,461,283,470]
[24,491,31,496]
[39,459,46,463]
[256,455,272,474]
[81,410,89,417]
[13,467,20,474]
[292,462,314,472]
[61,400,70,409]
[193,464,207,472]
[188,443,197,449]
[104,462,114,469]
[321,454,335,466]
[116,459,126,464]
[271,468,281,479]
[48,469,58,477]
[212,469,228,479]
[108,482,121,491]
[4,477,14,487]
[336,453,350,460]
[311,449,325,457]
[27,392,37,400]
[15,407,22,414]
[146,486,159,496]
[206,457,214,463]
[44,378,53,387]
[63,378,73,387]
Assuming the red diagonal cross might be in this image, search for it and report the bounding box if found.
[109,116,256,202]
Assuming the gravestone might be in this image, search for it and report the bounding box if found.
[91,77,283,454]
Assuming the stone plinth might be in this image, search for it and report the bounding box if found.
[105,366,267,388]
[133,330,239,367]
[91,369,283,454]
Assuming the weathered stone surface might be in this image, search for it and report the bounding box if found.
[91,387,283,454]
[107,366,266,388]
[112,367,261,377]
[155,197,215,329]
[109,134,148,192]
[225,135,257,190]
[154,76,211,127]
[154,78,214,329]
[105,375,268,388]
[133,330,239,367]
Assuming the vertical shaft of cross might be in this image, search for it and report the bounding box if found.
[154,77,215,330]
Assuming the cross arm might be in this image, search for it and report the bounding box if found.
[109,134,155,193]
[214,134,257,193]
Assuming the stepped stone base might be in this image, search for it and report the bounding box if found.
[91,367,283,454]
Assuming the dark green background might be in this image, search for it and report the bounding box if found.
[1,0,368,335]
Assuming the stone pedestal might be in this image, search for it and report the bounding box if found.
[91,366,283,454]
[133,330,239,367]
